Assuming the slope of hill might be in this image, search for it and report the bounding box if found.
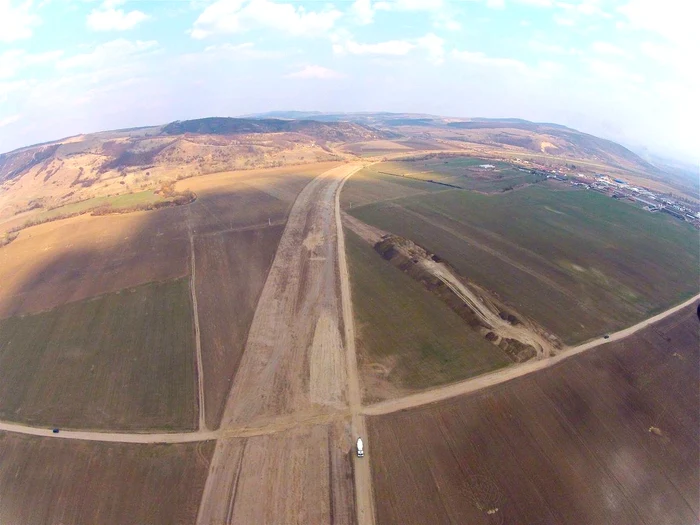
[0,118,389,223]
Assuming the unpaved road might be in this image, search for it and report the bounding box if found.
[188,216,207,431]
[197,163,367,525]
[364,292,700,416]
[337,174,377,525]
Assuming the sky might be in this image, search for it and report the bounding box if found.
[0,0,697,162]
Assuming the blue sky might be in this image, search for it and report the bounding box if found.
[0,0,697,161]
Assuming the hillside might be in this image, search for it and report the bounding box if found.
[1,113,691,231]
[0,118,388,224]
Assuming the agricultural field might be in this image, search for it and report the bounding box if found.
[0,433,213,524]
[0,204,190,318]
[379,156,548,193]
[195,225,285,429]
[177,163,333,234]
[340,167,448,209]
[0,278,197,430]
[347,173,699,343]
[30,189,167,223]
[345,228,510,401]
[368,304,700,525]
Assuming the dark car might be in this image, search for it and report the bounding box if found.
[603,335,610,339]
[52,428,60,434]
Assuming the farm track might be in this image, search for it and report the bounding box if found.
[0,291,696,443]
[188,214,206,431]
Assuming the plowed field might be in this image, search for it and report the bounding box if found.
[0,432,213,525]
[368,305,700,525]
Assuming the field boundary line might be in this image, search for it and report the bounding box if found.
[189,218,207,431]
[363,292,700,417]
[336,164,378,525]
[0,293,695,444]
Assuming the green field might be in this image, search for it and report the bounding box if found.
[345,228,509,399]
[340,167,448,209]
[380,157,547,193]
[0,278,197,430]
[34,191,165,222]
[348,177,699,344]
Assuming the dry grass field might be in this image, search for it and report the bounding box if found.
[177,163,336,234]
[347,172,699,343]
[0,278,197,430]
[0,432,214,524]
[345,228,510,401]
[368,304,700,525]
[195,226,284,429]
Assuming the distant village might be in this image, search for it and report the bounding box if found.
[509,158,700,229]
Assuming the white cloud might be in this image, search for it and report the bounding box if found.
[433,14,461,31]
[190,0,342,39]
[374,0,443,11]
[336,39,415,56]
[585,58,643,84]
[591,41,627,57]
[201,42,289,60]
[87,5,150,31]
[333,32,444,63]
[0,79,27,102]
[0,49,63,79]
[515,0,553,6]
[452,49,528,72]
[285,65,344,79]
[416,33,445,64]
[618,0,697,47]
[0,114,21,128]
[350,0,374,24]
[0,0,41,42]
[57,39,159,70]
[486,0,505,9]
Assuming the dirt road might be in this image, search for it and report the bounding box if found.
[337,174,377,525]
[197,163,366,524]
[364,292,700,416]
[188,215,207,431]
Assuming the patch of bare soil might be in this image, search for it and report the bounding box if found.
[353,226,560,361]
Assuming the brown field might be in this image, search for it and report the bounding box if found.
[195,226,284,429]
[0,204,189,318]
[198,421,355,524]
[0,278,197,430]
[177,163,336,234]
[0,432,214,524]
[0,164,333,319]
[368,304,700,525]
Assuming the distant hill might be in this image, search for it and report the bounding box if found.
[0,117,391,220]
[247,112,658,176]
[162,117,389,142]
[0,112,693,225]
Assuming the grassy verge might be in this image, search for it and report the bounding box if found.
[345,228,509,397]
[0,278,197,431]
